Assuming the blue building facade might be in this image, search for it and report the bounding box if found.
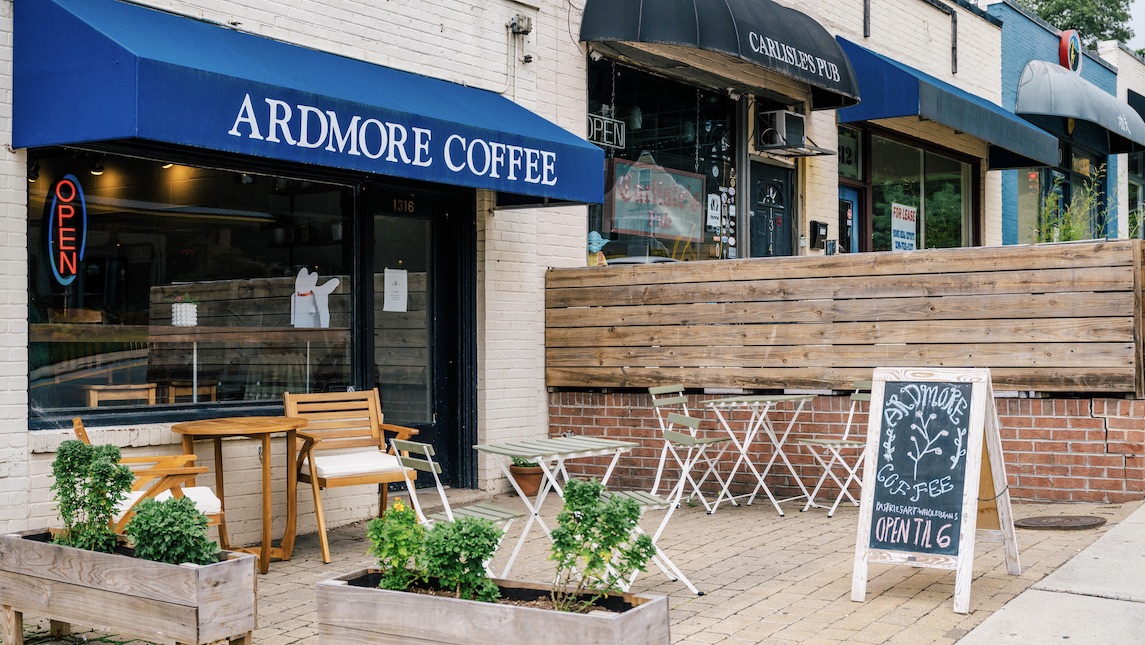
[988,0,1127,243]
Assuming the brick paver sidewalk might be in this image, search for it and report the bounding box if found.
[14,494,1140,645]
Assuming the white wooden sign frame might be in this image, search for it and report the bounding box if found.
[851,367,1020,614]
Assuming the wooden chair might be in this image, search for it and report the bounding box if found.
[798,381,872,517]
[72,418,226,544]
[282,389,419,563]
[648,385,733,513]
[392,438,523,577]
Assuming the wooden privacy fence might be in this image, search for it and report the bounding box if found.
[546,240,1145,397]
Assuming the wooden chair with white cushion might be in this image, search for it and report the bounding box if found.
[798,381,872,517]
[72,418,226,544]
[392,438,523,577]
[282,389,418,563]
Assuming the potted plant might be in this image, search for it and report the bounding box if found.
[171,292,199,326]
[0,439,255,645]
[508,455,544,497]
[316,483,670,644]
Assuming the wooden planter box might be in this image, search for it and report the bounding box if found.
[0,530,256,645]
[316,568,670,644]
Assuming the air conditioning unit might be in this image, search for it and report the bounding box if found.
[756,109,806,150]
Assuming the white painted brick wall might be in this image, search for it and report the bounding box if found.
[1099,42,1145,239]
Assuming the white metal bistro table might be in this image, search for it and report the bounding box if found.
[474,435,637,578]
[704,394,816,515]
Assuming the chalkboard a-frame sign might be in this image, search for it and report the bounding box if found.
[851,368,1020,614]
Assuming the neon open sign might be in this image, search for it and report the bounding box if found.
[47,174,87,286]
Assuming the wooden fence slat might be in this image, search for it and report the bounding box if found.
[546,318,1133,347]
[546,266,1132,308]
[547,343,1134,369]
[545,366,1135,392]
[546,239,1138,289]
[546,292,1133,328]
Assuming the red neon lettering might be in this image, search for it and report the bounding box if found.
[53,183,79,277]
[55,179,76,202]
[57,251,77,276]
[58,227,76,251]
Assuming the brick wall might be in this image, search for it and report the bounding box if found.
[550,391,1145,504]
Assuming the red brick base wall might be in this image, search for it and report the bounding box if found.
[549,392,1145,503]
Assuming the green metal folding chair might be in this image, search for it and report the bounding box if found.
[392,438,523,577]
[799,382,871,517]
[648,385,734,513]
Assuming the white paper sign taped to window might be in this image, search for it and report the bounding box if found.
[383,268,408,312]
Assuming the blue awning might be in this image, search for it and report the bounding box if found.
[837,38,1058,169]
[15,0,604,206]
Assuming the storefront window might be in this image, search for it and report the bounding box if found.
[871,136,921,252]
[586,61,738,262]
[868,135,971,251]
[1020,150,1106,243]
[29,151,352,414]
[923,151,970,249]
[1130,152,1144,238]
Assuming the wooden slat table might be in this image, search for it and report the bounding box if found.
[475,435,637,579]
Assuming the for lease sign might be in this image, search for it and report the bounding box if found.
[891,202,917,252]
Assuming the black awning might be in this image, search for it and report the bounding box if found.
[837,39,1057,169]
[579,0,859,110]
[1015,60,1145,154]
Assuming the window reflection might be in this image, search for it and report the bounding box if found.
[28,151,352,414]
[587,60,738,262]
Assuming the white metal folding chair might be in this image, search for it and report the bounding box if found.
[611,413,719,596]
[799,382,871,517]
[648,385,733,512]
[392,438,523,578]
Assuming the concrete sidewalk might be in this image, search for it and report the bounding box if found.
[956,500,1145,645]
[15,493,1143,645]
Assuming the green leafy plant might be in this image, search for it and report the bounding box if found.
[548,479,657,613]
[422,516,502,602]
[366,498,426,591]
[50,439,134,553]
[173,292,199,304]
[366,499,503,601]
[1035,165,1108,243]
[510,456,539,468]
[125,496,218,565]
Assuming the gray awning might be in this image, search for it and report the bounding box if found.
[579,0,859,110]
[1015,60,1145,154]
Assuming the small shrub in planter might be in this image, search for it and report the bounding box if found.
[0,438,255,645]
[50,439,134,552]
[317,485,669,645]
[549,478,657,612]
[125,496,219,565]
[366,498,502,601]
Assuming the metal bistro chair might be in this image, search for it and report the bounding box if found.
[72,418,226,544]
[610,413,712,596]
[798,381,872,517]
[392,438,523,578]
[648,385,733,513]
